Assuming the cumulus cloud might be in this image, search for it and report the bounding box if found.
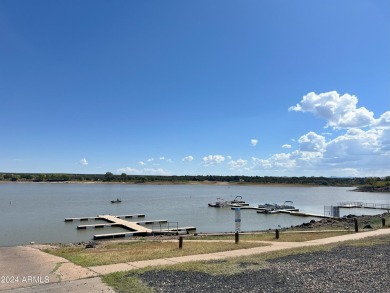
[325,128,380,160]
[252,153,296,170]
[147,158,154,162]
[289,91,375,129]
[79,158,88,166]
[374,111,390,128]
[202,155,225,166]
[251,139,258,146]
[139,161,146,166]
[117,167,171,175]
[298,132,326,152]
[182,155,194,162]
[282,144,292,149]
[228,159,248,170]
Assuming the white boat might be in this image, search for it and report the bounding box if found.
[208,198,226,208]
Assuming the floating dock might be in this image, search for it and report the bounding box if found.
[65,214,145,222]
[337,201,390,211]
[279,210,334,218]
[66,214,196,240]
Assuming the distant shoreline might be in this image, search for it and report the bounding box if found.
[3,179,390,192]
[0,180,352,188]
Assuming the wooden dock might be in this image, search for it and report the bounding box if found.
[66,214,196,239]
[98,215,152,233]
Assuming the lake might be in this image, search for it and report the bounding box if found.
[0,183,389,247]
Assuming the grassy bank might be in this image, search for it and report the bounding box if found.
[101,234,390,293]
[44,239,270,267]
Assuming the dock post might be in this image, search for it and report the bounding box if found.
[382,217,386,227]
[235,232,239,244]
[179,236,183,249]
[354,218,359,232]
[275,229,280,239]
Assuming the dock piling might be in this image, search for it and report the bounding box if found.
[275,229,280,239]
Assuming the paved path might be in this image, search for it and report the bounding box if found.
[88,228,390,274]
[2,228,390,292]
[0,246,113,292]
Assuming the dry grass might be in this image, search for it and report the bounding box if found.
[44,240,269,267]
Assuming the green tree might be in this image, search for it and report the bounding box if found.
[104,172,115,182]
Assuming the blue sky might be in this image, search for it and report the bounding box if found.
[1,1,389,177]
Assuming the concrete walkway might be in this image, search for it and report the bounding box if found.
[88,228,390,274]
[0,246,113,292]
[2,228,390,292]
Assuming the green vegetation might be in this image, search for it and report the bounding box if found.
[0,172,379,187]
[355,176,390,192]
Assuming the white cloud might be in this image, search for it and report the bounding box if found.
[159,156,165,160]
[374,111,390,128]
[251,139,258,146]
[325,128,380,160]
[227,156,232,160]
[147,158,154,162]
[228,159,248,170]
[182,155,194,162]
[298,131,326,152]
[289,91,375,129]
[252,153,296,170]
[79,158,88,166]
[117,167,171,175]
[282,144,292,149]
[139,161,146,166]
[202,155,225,166]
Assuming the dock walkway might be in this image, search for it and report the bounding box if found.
[98,215,152,233]
[66,214,196,240]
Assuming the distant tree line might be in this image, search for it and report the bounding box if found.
[1,172,389,187]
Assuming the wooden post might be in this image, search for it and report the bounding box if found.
[354,218,359,232]
[179,236,183,249]
[235,232,239,244]
[275,229,280,239]
[382,218,386,227]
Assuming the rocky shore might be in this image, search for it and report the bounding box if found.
[293,213,389,230]
[138,235,390,292]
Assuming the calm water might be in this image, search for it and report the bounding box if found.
[0,183,389,247]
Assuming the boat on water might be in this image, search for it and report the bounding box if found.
[257,201,297,214]
[208,198,226,208]
[208,196,249,208]
[227,196,249,206]
[111,198,122,203]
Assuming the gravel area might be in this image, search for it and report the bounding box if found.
[137,237,390,293]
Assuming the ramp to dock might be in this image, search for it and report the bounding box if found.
[98,215,152,233]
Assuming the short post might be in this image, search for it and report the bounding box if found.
[235,232,239,244]
[275,229,280,239]
[382,217,386,227]
[354,218,359,232]
[179,236,183,249]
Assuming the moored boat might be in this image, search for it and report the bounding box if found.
[208,198,226,208]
